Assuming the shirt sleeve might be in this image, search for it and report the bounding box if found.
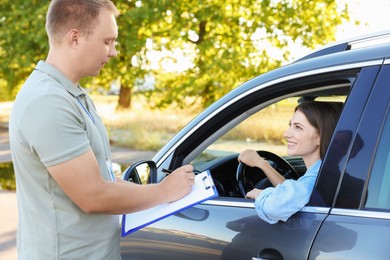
[20,90,90,167]
[254,160,321,224]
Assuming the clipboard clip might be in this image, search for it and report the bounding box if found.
[202,175,213,190]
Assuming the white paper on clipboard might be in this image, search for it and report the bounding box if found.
[121,170,218,236]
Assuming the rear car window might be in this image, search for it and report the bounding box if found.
[365,107,390,210]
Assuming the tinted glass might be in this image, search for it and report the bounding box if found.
[365,107,390,210]
[312,66,380,207]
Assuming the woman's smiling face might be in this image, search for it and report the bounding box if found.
[283,109,321,167]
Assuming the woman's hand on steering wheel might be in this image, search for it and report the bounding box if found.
[236,150,299,198]
[238,149,266,169]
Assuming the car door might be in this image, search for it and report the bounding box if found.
[120,62,381,260]
[309,63,390,259]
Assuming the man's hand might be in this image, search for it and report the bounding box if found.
[159,165,195,202]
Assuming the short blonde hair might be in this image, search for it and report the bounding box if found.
[46,0,119,45]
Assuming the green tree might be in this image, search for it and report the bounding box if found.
[136,0,350,108]
[0,0,349,108]
[0,0,48,101]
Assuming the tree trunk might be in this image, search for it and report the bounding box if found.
[117,85,132,109]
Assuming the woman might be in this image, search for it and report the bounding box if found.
[238,101,342,224]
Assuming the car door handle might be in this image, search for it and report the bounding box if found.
[252,248,283,260]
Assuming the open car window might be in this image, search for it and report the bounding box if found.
[190,94,346,198]
[192,96,346,168]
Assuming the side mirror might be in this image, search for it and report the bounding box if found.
[121,160,157,184]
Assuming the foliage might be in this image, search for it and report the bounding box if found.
[0,0,349,109]
[139,0,349,108]
[0,162,15,190]
[0,0,48,99]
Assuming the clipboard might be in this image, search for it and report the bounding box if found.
[121,170,218,236]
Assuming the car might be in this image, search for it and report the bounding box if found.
[120,30,390,259]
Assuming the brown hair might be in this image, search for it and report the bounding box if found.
[46,0,119,45]
[295,101,342,160]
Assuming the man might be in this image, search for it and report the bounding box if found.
[9,1,195,259]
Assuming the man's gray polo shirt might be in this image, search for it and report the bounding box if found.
[9,61,120,259]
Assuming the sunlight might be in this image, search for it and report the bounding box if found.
[336,0,390,41]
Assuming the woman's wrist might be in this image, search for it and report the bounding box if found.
[257,159,270,171]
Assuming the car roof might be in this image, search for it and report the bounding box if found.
[295,29,390,62]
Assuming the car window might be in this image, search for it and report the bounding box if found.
[328,65,389,209]
[314,65,383,208]
[198,96,346,158]
[365,107,390,210]
[194,96,346,164]
[191,96,346,175]
[189,94,346,198]
[194,98,294,163]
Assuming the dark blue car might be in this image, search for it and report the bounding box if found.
[120,31,390,259]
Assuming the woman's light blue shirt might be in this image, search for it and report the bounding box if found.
[254,159,322,224]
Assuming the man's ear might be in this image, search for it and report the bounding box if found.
[67,29,80,48]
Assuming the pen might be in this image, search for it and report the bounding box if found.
[162,168,173,174]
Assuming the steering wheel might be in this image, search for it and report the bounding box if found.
[236,150,299,197]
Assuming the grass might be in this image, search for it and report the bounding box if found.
[223,101,296,144]
[94,95,296,151]
[0,95,297,156]
[0,95,294,151]
[95,95,199,151]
